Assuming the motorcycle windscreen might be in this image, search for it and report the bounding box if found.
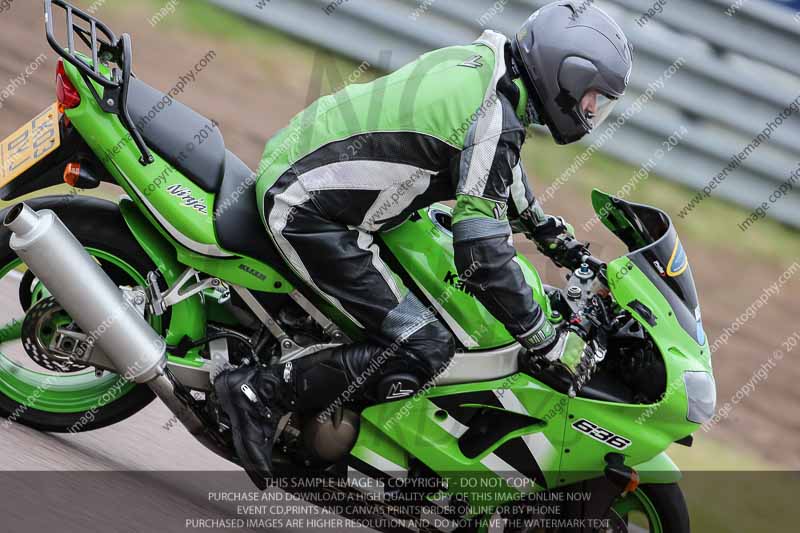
[591,189,706,345]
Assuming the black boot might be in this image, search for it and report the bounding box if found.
[214,346,376,487]
[215,340,441,489]
[214,365,292,489]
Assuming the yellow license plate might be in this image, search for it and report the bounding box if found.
[0,103,61,188]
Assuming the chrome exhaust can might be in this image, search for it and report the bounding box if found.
[4,203,166,383]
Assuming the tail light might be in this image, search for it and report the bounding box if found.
[56,60,81,109]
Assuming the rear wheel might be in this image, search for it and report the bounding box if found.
[0,196,161,432]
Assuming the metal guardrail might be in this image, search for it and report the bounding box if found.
[209,0,800,227]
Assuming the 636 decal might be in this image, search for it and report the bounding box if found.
[571,418,632,450]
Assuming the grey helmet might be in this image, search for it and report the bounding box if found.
[512,1,633,144]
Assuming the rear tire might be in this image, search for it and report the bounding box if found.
[0,196,159,432]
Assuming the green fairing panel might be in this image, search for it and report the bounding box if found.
[592,188,710,376]
[356,374,569,515]
[63,62,220,249]
[118,199,205,346]
[557,191,708,483]
[632,452,682,484]
[381,204,550,350]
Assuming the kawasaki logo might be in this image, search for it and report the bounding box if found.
[239,264,267,281]
[443,270,476,296]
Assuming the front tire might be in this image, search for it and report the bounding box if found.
[0,196,160,432]
[629,483,690,533]
[463,482,690,532]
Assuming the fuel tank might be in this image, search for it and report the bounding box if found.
[381,204,551,350]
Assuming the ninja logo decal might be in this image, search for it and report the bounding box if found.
[572,418,632,450]
[166,184,208,215]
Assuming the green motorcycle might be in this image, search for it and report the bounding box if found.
[0,2,715,531]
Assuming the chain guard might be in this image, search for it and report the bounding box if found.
[21,297,91,373]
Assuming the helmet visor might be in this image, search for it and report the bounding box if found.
[580,89,617,130]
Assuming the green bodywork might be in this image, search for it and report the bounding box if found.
[380,203,552,350]
[351,191,706,517]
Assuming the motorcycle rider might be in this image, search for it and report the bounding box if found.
[215,1,632,487]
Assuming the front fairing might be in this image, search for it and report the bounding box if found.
[592,190,705,346]
[593,189,714,420]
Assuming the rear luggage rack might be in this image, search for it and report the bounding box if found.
[44,0,154,165]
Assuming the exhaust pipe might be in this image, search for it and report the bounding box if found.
[5,203,165,382]
[5,204,230,458]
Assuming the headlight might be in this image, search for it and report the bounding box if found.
[683,371,716,423]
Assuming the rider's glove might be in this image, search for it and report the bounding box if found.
[526,212,576,264]
[517,313,558,357]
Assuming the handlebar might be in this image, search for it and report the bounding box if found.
[549,236,606,274]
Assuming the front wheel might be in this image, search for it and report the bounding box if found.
[609,484,690,533]
[0,196,162,432]
[468,482,689,532]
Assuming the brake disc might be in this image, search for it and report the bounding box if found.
[21,297,90,373]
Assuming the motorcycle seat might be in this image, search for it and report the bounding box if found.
[127,77,225,193]
[214,151,290,273]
